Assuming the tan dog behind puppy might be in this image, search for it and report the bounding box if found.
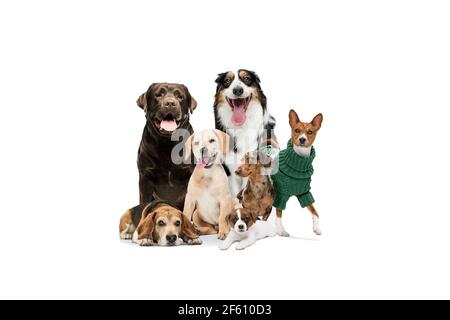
[119,201,202,246]
[183,130,234,240]
[235,150,274,221]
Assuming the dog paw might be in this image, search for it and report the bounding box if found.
[235,243,248,250]
[278,229,290,237]
[314,228,322,235]
[219,243,230,250]
[187,238,202,245]
[218,232,228,240]
[120,233,132,240]
[139,238,154,246]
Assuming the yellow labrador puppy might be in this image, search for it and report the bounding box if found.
[183,130,234,240]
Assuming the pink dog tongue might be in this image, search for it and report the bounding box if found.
[160,119,177,132]
[196,163,206,169]
[195,158,209,169]
[231,106,247,126]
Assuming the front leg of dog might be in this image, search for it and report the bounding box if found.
[235,234,256,250]
[139,174,155,204]
[132,231,155,246]
[182,193,196,222]
[219,196,233,240]
[219,232,238,250]
[184,237,202,245]
[307,204,322,235]
[275,208,289,237]
[218,198,232,240]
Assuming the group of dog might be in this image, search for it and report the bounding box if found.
[119,69,323,250]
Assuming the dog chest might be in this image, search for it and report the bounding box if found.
[196,191,220,224]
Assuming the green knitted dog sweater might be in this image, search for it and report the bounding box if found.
[271,139,315,209]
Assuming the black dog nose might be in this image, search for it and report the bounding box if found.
[164,98,177,108]
[166,235,177,243]
[233,86,244,96]
[299,138,306,145]
[238,224,244,230]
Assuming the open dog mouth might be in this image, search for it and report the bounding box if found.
[153,114,180,134]
[226,94,252,127]
[195,153,217,169]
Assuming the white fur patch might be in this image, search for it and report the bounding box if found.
[293,144,312,157]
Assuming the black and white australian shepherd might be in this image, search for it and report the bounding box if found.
[213,69,278,195]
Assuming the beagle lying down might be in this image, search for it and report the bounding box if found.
[119,200,202,246]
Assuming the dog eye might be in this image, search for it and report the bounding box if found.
[224,79,231,86]
[307,130,313,135]
[158,220,165,226]
[194,141,200,146]
[294,129,301,134]
[244,76,252,83]
[174,221,181,226]
[155,90,165,98]
[209,139,215,143]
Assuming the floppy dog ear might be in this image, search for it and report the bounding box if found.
[214,130,231,156]
[136,212,155,240]
[248,70,261,84]
[189,96,197,114]
[184,133,194,162]
[289,109,300,128]
[181,214,199,240]
[136,92,147,111]
[311,113,323,129]
[257,152,272,168]
[136,83,157,111]
[182,85,197,114]
[225,211,237,229]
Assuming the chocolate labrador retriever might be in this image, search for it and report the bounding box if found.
[136,83,197,210]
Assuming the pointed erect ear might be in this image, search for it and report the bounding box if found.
[184,133,195,162]
[136,212,156,240]
[311,113,323,129]
[214,130,231,156]
[289,109,300,128]
[181,214,199,240]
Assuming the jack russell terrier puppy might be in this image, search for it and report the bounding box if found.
[219,202,277,250]
[183,130,234,240]
[271,109,323,237]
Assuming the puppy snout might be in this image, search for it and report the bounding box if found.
[166,234,177,243]
[233,86,244,96]
[238,224,245,230]
[299,137,306,145]
[200,147,208,157]
[164,98,177,108]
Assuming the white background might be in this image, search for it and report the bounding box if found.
[1,0,449,299]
